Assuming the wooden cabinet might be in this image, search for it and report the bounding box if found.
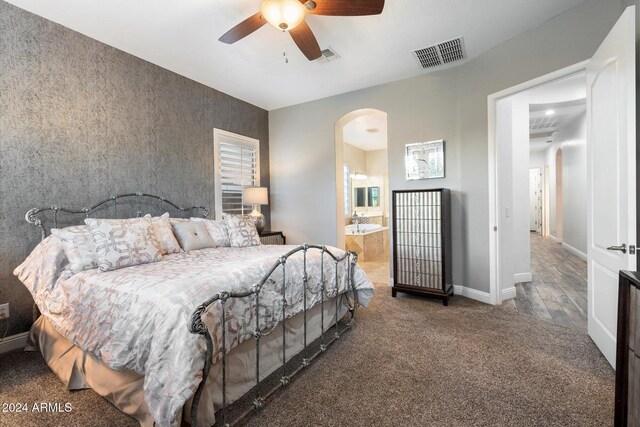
[391,189,453,305]
[259,231,286,245]
[616,271,640,426]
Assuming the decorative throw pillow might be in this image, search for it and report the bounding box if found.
[51,225,99,274]
[224,215,261,248]
[190,217,230,247]
[145,213,182,255]
[169,217,190,225]
[85,217,163,272]
[172,221,216,252]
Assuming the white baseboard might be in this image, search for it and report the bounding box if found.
[562,242,587,261]
[513,272,532,284]
[549,235,562,243]
[501,286,516,301]
[453,285,492,304]
[0,332,29,354]
[391,279,492,305]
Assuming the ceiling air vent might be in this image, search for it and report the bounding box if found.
[530,116,560,131]
[318,48,340,63]
[413,37,466,69]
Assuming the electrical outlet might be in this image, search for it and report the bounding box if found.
[0,303,9,320]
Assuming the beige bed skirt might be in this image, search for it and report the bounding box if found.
[27,295,349,426]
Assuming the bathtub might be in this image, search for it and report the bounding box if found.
[345,223,384,235]
[344,224,389,262]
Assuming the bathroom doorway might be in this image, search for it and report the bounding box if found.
[335,109,390,284]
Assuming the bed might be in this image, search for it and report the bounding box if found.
[15,193,375,426]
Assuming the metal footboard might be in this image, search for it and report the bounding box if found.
[188,244,359,426]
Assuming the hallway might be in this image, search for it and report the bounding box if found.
[504,234,587,332]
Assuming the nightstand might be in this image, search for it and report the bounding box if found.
[259,230,286,245]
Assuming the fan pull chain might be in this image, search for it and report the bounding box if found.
[282,30,289,64]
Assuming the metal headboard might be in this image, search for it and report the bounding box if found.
[25,192,209,240]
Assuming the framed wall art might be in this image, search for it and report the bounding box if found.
[405,139,445,180]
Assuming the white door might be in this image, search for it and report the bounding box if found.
[587,6,636,368]
[529,168,542,232]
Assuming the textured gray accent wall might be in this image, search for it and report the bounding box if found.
[0,1,270,336]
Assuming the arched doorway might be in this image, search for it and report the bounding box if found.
[334,108,388,248]
[335,109,390,282]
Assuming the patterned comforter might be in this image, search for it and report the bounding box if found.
[15,238,374,426]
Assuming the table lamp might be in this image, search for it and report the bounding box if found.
[243,187,268,233]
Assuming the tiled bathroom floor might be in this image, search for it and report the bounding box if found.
[359,260,390,284]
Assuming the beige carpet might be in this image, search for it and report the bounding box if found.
[0,285,614,426]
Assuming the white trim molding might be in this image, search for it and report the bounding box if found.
[501,286,517,302]
[513,272,533,284]
[549,235,563,243]
[453,285,492,305]
[562,242,587,261]
[0,332,28,354]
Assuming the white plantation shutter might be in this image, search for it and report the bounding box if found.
[214,130,260,218]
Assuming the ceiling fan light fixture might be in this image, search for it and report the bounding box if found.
[260,0,306,31]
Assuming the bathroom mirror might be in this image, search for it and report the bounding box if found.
[367,187,380,207]
[354,187,366,207]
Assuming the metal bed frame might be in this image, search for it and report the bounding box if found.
[25,193,360,426]
[25,192,209,241]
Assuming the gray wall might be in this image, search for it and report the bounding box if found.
[0,1,269,336]
[269,0,627,292]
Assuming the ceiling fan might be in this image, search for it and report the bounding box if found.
[219,0,385,61]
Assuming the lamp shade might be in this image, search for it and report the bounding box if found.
[260,0,306,31]
[243,187,269,205]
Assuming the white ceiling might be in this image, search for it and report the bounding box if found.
[529,100,586,151]
[7,0,587,110]
[525,72,586,151]
[343,111,388,151]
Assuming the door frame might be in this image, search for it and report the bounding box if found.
[487,60,589,305]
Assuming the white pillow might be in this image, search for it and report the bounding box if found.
[224,215,261,248]
[85,217,163,272]
[145,213,182,255]
[14,235,70,295]
[51,225,99,274]
[190,217,230,247]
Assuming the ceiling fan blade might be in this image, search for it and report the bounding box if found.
[289,21,322,61]
[301,0,385,16]
[219,12,266,44]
